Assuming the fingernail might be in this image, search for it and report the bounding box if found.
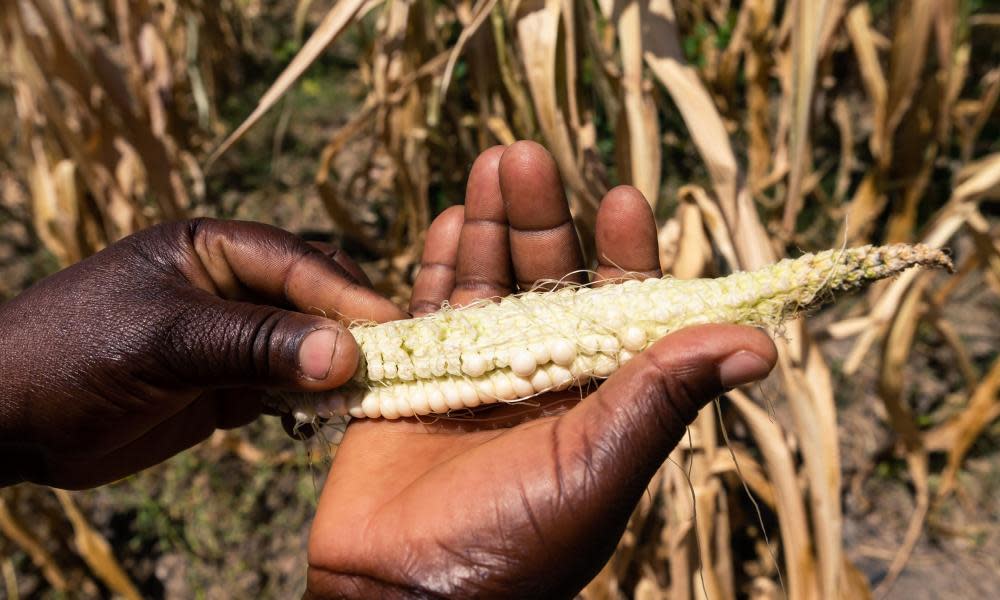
[299,328,340,380]
[718,350,772,388]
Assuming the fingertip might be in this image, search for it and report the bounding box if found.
[598,185,653,218]
[640,324,777,394]
[464,145,507,222]
[645,323,776,363]
[470,145,507,176]
[498,141,567,228]
[595,185,660,280]
[411,206,466,315]
[719,350,774,389]
[432,205,466,236]
[423,205,466,261]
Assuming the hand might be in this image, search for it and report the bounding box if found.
[305,142,777,599]
[0,219,404,488]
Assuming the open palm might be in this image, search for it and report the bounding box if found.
[305,142,775,599]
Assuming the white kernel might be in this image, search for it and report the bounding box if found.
[580,334,602,353]
[546,365,574,389]
[475,378,497,402]
[446,357,462,376]
[570,355,595,379]
[653,305,675,323]
[414,359,432,379]
[348,405,365,418]
[492,373,516,400]
[380,395,401,420]
[528,342,550,365]
[384,363,398,379]
[599,335,621,353]
[396,362,414,381]
[362,391,381,419]
[409,385,430,415]
[432,356,447,377]
[442,380,464,410]
[393,392,414,418]
[618,350,635,364]
[530,368,553,391]
[549,339,577,366]
[367,361,385,381]
[594,354,618,377]
[427,386,448,413]
[510,374,535,398]
[343,390,364,416]
[494,348,510,368]
[461,352,488,377]
[605,308,626,329]
[457,380,480,408]
[511,350,538,377]
[621,326,647,352]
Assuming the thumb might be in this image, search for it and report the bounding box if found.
[564,324,776,491]
[164,291,359,391]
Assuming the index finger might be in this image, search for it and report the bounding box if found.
[182,219,405,324]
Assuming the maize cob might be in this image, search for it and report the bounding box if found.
[280,243,951,423]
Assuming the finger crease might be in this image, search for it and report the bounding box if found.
[455,276,510,295]
[462,217,508,227]
[509,218,575,235]
[420,261,457,271]
[410,299,444,315]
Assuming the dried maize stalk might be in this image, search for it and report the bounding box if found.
[280,244,951,422]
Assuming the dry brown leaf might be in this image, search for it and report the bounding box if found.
[873,275,932,597]
[54,489,141,600]
[745,0,775,191]
[775,322,847,600]
[958,68,1000,162]
[438,0,499,111]
[884,0,935,159]
[831,97,854,205]
[936,355,1000,499]
[678,184,739,271]
[671,199,711,279]
[206,0,369,166]
[642,0,740,225]
[782,0,830,232]
[841,173,886,245]
[729,390,822,600]
[617,0,661,209]
[708,446,777,510]
[0,492,68,592]
[515,0,599,215]
[845,3,887,163]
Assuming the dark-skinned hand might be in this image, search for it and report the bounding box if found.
[0,219,405,488]
[304,142,777,599]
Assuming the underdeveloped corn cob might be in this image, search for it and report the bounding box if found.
[280,244,951,423]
